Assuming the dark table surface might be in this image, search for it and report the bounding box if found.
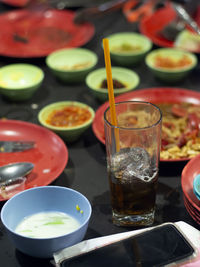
[0,2,200,267]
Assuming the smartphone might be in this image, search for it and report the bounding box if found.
[60,223,197,267]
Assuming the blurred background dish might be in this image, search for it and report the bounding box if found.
[0,9,95,58]
[86,67,140,102]
[0,63,44,101]
[140,3,200,51]
[145,48,197,83]
[1,186,92,258]
[0,119,68,201]
[174,30,200,53]
[46,48,98,83]
[105,32,152,66]
[1,0,28,7]
[38,101,95,142]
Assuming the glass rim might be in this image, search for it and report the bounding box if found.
[104,100,162,130]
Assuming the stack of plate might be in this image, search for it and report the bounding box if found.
[181,154,200,224]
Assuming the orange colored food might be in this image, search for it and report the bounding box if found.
[46,105,92,127]
[154,55,192,69]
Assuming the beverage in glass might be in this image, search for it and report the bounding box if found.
[104,101,162,226]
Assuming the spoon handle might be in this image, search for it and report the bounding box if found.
[172,3,200,35]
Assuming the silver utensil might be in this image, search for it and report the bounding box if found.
[172,2,200,35]
[0,141,35,153]
[160,2,200,41]
[0,162,34,185]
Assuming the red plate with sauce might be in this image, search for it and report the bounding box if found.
[139,3,200,52]
[0,9,95,58]
[0,119,68,201]
[92,87,200,162]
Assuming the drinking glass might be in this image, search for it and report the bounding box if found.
[104,101,162,226]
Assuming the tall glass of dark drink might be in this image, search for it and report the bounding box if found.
[104,101,162,226]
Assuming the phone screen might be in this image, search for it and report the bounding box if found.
[61,224,195,267]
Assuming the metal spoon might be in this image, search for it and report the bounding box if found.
[0,162,34,185]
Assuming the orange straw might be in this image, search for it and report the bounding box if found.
[103,38,120,152]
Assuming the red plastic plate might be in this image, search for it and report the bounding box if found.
[92,87,200,162]
[0,9,95,58]
[181,154,200,214]
[183,195,200,224]
[0,119,68,201]
[139,4,200,51]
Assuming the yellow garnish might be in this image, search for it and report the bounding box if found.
[76,204,80,211]
[76,205,84,214]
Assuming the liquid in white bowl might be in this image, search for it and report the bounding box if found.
[15,211,80,238]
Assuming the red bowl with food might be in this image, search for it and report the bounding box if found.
[92,87,200,162]
[38,101,95,142]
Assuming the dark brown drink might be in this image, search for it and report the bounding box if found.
[107,147,158,226]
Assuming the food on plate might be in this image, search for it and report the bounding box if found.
[158,103,200,160]
[45,105,92,127]
[100,79,127,89]
[175,30,200,53]
[154,54,192,69]
[100,102,200,160]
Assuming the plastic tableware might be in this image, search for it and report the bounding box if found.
[0,119,68,201]
[1,186,92,258]
[193,174,200,200]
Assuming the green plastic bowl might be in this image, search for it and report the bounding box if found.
[106,32,152,66]
[145,48,198,83]
[174,30,200,53]
[38,101,95,142]
[86,67,140,102]
[46,48,98,83]
[0,64,44,101]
